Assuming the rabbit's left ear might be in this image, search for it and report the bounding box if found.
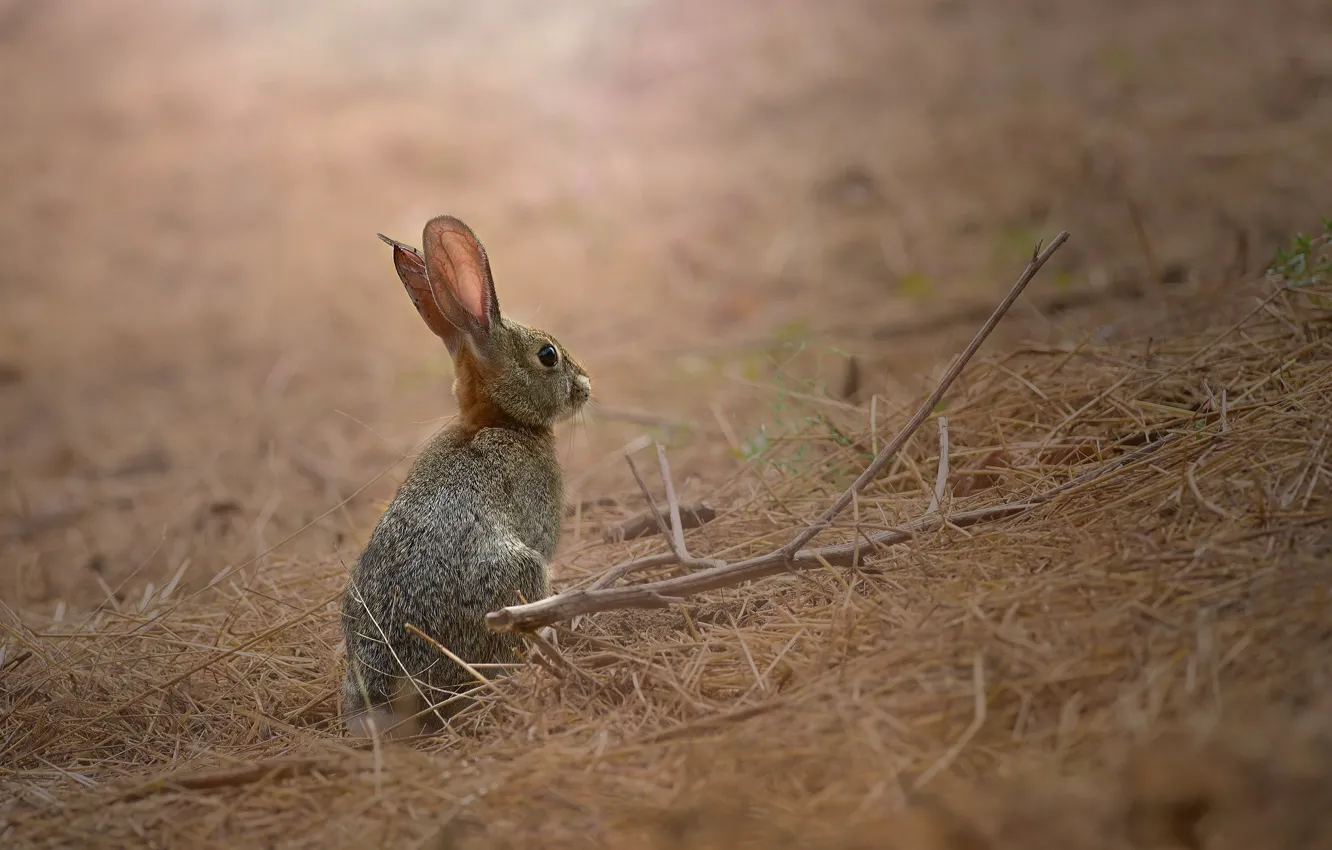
[379,233,466,355]
[421,216,501,355]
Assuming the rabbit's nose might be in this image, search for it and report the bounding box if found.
[574,374,591,400]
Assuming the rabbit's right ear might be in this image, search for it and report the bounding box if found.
[378,233,466,355]
[421,216,501,357]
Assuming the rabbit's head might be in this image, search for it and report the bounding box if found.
[380,216,591,432]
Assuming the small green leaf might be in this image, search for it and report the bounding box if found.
[897,272,933,300]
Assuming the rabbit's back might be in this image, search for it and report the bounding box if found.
[342,424,560,702]
[402,424,563,560]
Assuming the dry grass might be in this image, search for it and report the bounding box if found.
[2,264,1330,848]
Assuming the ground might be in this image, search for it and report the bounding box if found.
[2,0,1332,847]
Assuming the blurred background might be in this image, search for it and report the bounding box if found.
[2,0,1330,611]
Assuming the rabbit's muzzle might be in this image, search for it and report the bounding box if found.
[572,374,591,407]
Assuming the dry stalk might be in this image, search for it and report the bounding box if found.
[625,452,725,570]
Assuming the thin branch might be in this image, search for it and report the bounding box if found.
[625,451,725,570]
[658,443,690,558]
[603,502,716,543]
[404,623,497,690]
[524,628,592,682]
[625,455,680,550]
[487,429,1175,634]
[586,553,679,592]
[780,232,1069,559]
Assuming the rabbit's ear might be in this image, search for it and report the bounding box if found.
[378,233,467,355]
[421,216,501,354]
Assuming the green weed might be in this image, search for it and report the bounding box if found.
[1269,219,1332,289]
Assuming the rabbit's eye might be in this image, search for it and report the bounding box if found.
[537,343,560,368]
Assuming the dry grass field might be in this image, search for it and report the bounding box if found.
[2,1,1332,847]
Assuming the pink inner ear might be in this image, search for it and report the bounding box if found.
[434,229,491,328]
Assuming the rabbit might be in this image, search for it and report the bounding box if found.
[340,215,591,739]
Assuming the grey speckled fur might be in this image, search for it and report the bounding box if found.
[340,216,589,737]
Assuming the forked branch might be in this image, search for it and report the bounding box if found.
[487,232,1072,633]
[487,431,1173,632]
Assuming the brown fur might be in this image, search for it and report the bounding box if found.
[452,344,518,438]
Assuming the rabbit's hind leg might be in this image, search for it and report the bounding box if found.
[342,662,422,740]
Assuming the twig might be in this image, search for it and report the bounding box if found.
[658,443,690,558]
[624,452,724,570]
[586,553,679,592]
[602,502,717,543]
[487,429,1176,633]
[525,628,591,681]
[780,232,1069,558]
[926,416,949,515]
[404,623,496,689]
[625,455,680,548]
